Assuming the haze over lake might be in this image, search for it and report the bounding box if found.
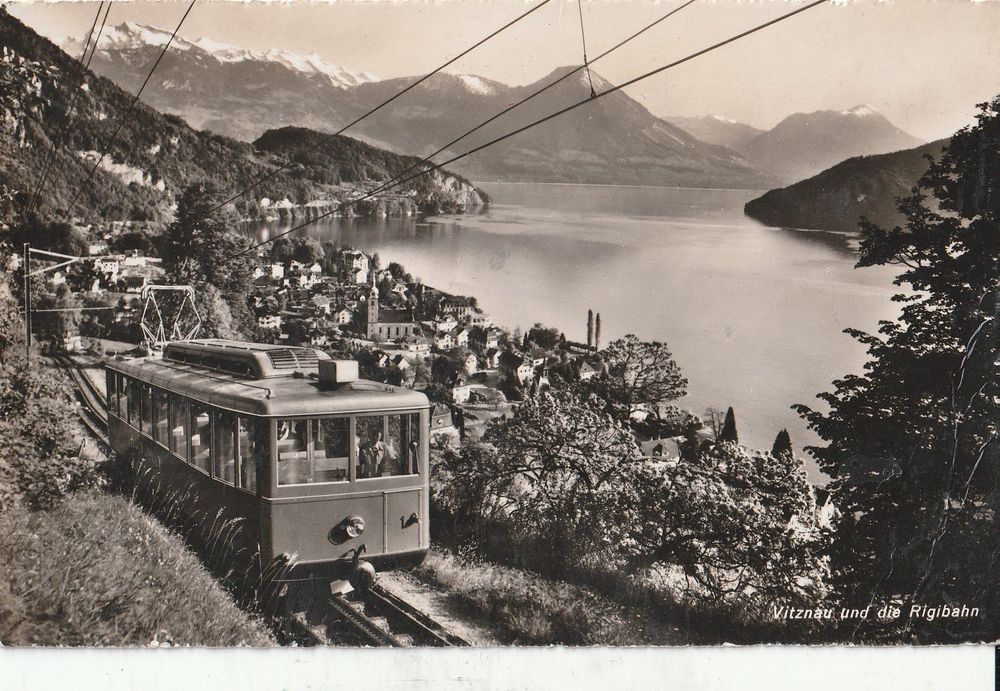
[246,183,901,481]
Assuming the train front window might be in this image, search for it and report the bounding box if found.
[189,404,212,474]
[311,418,349,483]
[237,417,262,494]
[152,390,169,447]
[213,410,236,486]
[356,414,419,478]
[276,419,310,486]
[169,395,188,460]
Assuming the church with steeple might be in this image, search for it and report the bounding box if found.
[362,284,420,341]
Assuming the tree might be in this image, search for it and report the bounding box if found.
[291,237,325,265]
[481,389,642,566]
[587,309,594,350]
[616,442,826,613]
[34,283,80,351]
[795,97,1000,641]
[590,334,687,421]
[771,429,793,458]
[526,323,561,351]
[270,237,295,264]
[7,213,89,256]
[0,273,101,511]
[595,313,602,351]
[719,407,738,444]
[161,182,256,337]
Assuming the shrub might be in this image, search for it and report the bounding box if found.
[0,351,104,512]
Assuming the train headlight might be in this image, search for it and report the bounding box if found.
[345,516,365,539]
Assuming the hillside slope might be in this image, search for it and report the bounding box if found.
[740,106,924,184]
[0,8,483,224]
[664,115,764,151]
[744,139,948,233]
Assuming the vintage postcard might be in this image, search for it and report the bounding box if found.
[0,0,998,654]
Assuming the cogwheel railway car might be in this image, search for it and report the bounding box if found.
[105,339,431,589]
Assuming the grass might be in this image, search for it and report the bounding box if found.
[429,514,827,644]
[411,549,689,645]
[0,491,274,646]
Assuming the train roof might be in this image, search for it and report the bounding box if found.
[106,340,429,417]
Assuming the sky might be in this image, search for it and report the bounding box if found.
[8,0,1000,141]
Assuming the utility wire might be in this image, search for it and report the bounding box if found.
[235,0,829,258]
[347,0,700,216]
[67,0,196,214]
[576,0,596,98]
[27,1,110,215]
[205,0,555,217]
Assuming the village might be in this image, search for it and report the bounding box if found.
[25,233,672,457]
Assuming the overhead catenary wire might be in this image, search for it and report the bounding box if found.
[204,0,556,217]
[235,0,829,258]
[27,1,111,216]
[345,0,700,219]
[576,0,596,98]
[66,0,196,214]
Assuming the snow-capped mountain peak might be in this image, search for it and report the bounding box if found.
[63,22,375,88]
[455,74,496,96]
[842,104,878,117]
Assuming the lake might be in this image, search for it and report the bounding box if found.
[245,182,901,481]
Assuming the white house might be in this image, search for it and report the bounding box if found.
[258,314,283,330]
[310,295,332,316]
[483,348,502,369]
[469,308,492,327]
[401,335,432,355]
[332,307,353,325]
[434,330,454,350]
[451,327,469,348]
[433,315,458,332]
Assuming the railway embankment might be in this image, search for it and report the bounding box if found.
[0,352,274,646]
[0,491,274,646]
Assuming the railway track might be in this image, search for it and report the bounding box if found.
[50,353,109,445]
[288,584,470,647]
[53,352,470,648]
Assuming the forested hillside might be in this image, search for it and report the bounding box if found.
[744,139,948,233]
[0,8,484,224]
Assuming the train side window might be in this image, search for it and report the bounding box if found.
[357,414,419,478]
[169,395,188,460]
[404,413,421,475]
[276,419,310,486]
[212,410,237,486]
[107,373,117,417]
[311,418,349,483]
[237,417,262,494]
[152,390,169,447]
[113,373,123,418]
[126,378,140,429]
[140,383,153,437]
[189,404,212,474]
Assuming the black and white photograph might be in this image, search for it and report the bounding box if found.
[0,0,999,658]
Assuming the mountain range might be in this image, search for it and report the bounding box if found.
[62,22,931,191]
[743,138,949,233]
[62,22,775,189]
[0,8,484,225]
